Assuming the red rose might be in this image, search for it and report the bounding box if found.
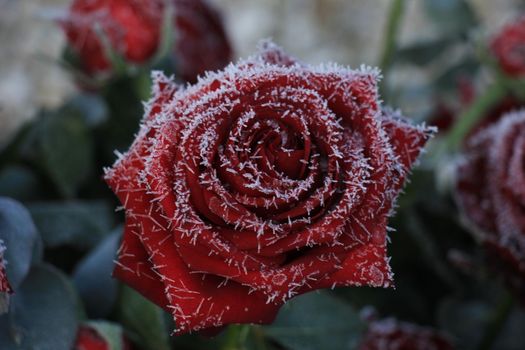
[491,15,525,77]
[62,0,163,74]
[62,0,232,81]
[105,42,434,334]
[74,324,133,350]
[359,318,454,350]
[455,110,525,302]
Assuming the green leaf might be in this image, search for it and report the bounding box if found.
[117,286,171,350]
[264,292,366,350]
[0,264,80,350]
[28,200,114,249]
[73,227,121,318]
[20,108,95,198]
[99,77,143,161]
[0,166,42,202]
[0,198,42,289]
[423,0,477,37]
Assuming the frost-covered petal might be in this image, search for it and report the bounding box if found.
[455,110,525,303]
[105,41,432,334]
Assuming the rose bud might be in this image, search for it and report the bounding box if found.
[455,110,525,303]
[172,0,233,82]
[105,41,434,334]
[359,318,454,350]
[61,0,232,81]
[491,15,525,77]
[0,239,13,314]
[74,324,133,350]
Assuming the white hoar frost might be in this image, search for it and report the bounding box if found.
[105,40,433,334]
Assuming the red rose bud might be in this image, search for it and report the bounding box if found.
[359,318,454,350]
[62,0,164,74]
[173,0,233,82]
[491,15,525,77]
[62,0,231,81]
[74,324,133,350]
[105,41,434,334]
[455,110,525,303]
[0,239,13,314]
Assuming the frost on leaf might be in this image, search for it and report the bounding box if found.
[456,110,525,303]
[0,239,13,314]
[105,41,433,334]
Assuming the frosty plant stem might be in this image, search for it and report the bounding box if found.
[441,82,506,153]
[379,0,406,91]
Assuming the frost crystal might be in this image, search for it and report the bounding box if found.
[105,40,433,334]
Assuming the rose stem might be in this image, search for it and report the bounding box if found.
[439,82,506,154]
[221,324,252,350]
[378,0,406,96]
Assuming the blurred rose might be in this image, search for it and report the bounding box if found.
[62,0,232,81]
[455,110,525,303]
[491,15,525,77]
[359,318,454,350]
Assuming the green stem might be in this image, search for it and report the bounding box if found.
[252,326,268,350]
[440,82,506,154]
[221,324,251,350]
[379,0,406,91]
[477,293,514,350]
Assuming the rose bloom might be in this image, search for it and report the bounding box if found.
[105,42,434,333]
[455,110,525,303]
[491,15,525,77]
[61,0,232,81]
[74,324,133,350]
[359,318,454,350]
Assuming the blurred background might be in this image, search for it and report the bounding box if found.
[1,0,524,146]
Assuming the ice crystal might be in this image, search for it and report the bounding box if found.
[105,40,433,334]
